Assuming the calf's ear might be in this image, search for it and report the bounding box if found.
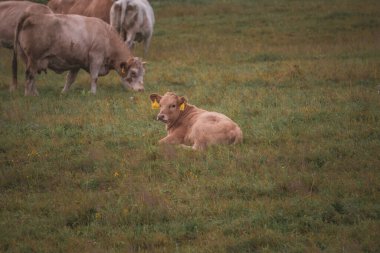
[150,93,162,102]
[178,96,187,111]
[178,96,187,105]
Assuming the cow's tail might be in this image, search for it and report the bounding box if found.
[11,43,18,91]
[12,12,31,91]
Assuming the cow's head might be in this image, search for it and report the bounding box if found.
[119,57,145,91]
[150,92,187,124]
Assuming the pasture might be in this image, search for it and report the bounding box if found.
[1,0,379,252]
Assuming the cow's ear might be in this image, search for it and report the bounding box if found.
[150,93,162,103]
[178,96,187,105]
[178,96,187,111]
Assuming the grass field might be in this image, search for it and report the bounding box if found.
[1,0,380,252]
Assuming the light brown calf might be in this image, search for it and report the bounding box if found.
[150,92,243,150]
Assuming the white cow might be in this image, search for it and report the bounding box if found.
[110,0,155,55]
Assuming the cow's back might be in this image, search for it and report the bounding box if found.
[48,0,112,22]
[188,111,243,147]
[47,0,75,14]
[0,1,50,48]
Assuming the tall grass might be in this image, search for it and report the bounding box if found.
[1,0,379,252]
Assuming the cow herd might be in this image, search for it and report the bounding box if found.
[0,0,152,95]
[0,0,243,150]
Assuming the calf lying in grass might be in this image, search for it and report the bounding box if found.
[150,92,243,150]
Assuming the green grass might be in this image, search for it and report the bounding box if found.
[1,0,380,252]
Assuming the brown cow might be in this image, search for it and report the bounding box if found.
[150,92,243,150]
[13,12,145,95]
[0,1,52,90]
[48,0,110,21]
[0,1,52,49]
[47,0,155,55]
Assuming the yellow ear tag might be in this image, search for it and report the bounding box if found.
[179,103,185,111]
[151,99,160,109]
[121,67,126,74]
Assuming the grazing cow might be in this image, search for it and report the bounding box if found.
[47,0,155,55]
[13,13,145,96]
[150,92,243,150]
[0,1,52,90]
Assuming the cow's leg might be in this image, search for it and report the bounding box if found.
[24,67,38,96]
[192,141,207,151]
[143,34,152,57]
[179,144,193,150]
[10,81,17,92]
[90,74,98,94]
[89,62,101,94]
[159,135,182,145]
[121,28,127,42]
[126,32,136,50]
[31,80,39,96]
[61,69,79,94]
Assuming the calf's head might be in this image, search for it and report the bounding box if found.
[119,57,145,91]
[150,92,187,124]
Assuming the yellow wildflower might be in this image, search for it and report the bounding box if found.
[95,212,101,220]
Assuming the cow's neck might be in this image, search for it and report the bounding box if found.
[166,105,195,132]
[110,38,132,69]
